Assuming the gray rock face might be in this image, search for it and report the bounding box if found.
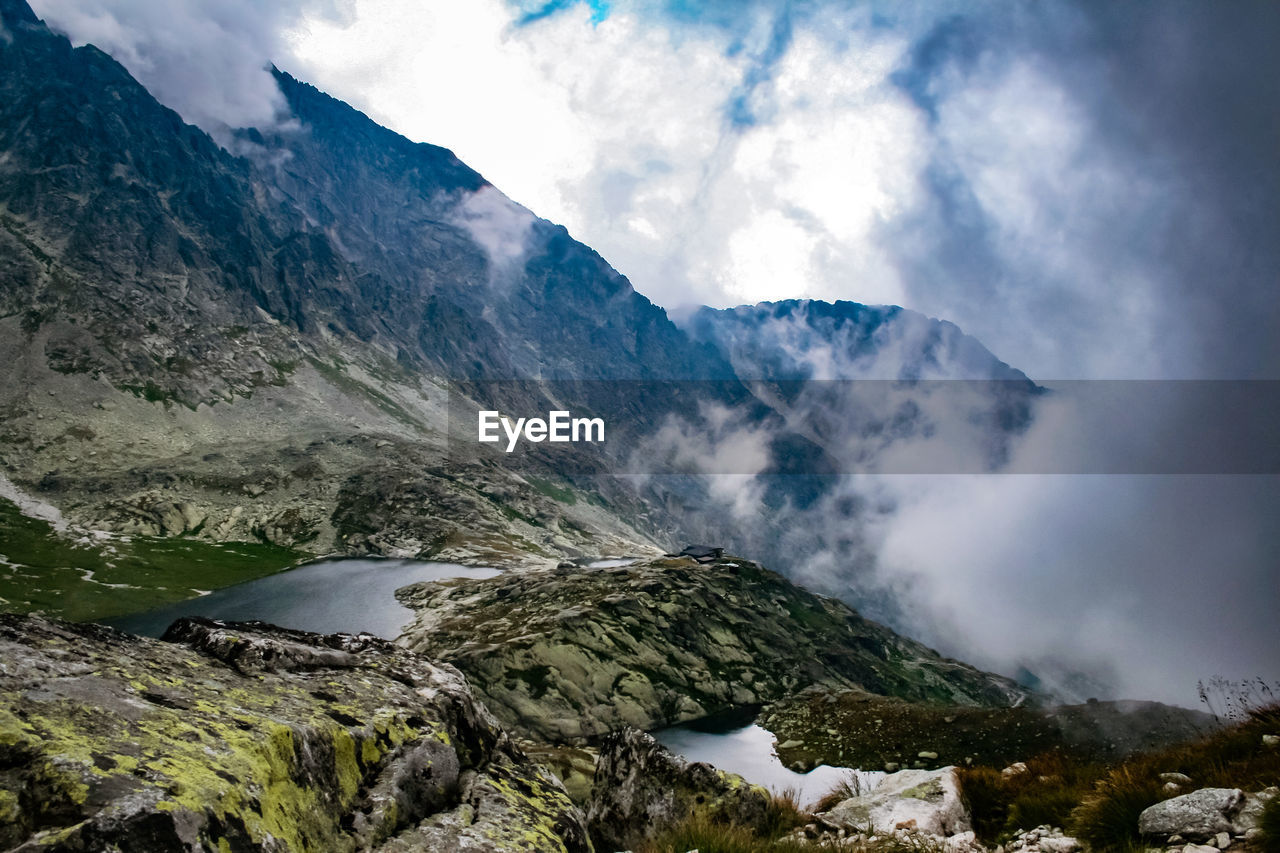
[1232,787,1279,835]
[820,767,972,837]
[585,727,770,851]
[1138,788,1245,840]
[0,613,590,852]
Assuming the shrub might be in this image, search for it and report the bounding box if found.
[960,754,1101,843]
[1257,795,1280,853]
[757,786,808,837]
[1008,786,1085,834]
[1197,677,1278,723]
[639,788,810,853]
[957,766,1012,842]
[1069,766,1165,852]
[961,702,1280,848]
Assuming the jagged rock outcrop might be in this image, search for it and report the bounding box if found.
[584,727,771,851]
[685,299,1032,383]
[397,555,1032,743]
[0,613,590,852]
[0,0,728,580]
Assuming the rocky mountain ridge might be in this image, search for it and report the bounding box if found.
[396,554,1031,744]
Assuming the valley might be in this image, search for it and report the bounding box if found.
[0,1,1276,851]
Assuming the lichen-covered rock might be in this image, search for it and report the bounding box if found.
[585,727,771,851]
[374,758,591,852]
[818,767,972,837]
[519,742,599,805]
[1138,788,1245,840]
[0,613,590,852]
[397,557,1031,743]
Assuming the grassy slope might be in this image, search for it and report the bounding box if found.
[959,704,1280,849]
[0,498,305,621]
[763,690,1211,773]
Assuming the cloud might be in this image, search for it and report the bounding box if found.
[39,0,1278,377]
[873,471,1280,705]
[449,185,538,275]
[28,0,350,140]
[643,301,1280,705]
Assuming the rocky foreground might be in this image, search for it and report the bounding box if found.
[0,614,590,852]
[1,575,1275,852]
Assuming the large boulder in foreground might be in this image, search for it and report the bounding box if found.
[585,727,772,851]
[819,767,972,837]
[1138,787,1245,840]
[397,556,1031,743]
[0,614,590,852]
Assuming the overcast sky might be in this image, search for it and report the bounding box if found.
[28,0,1280,706]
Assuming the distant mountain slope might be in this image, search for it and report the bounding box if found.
[685,299,1033,382]
[0,0,747,572]
[0,0,1040,626]
[0,0,735,402]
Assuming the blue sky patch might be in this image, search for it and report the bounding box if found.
[512,0,612,26]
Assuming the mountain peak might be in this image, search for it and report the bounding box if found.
[0,0,38,28]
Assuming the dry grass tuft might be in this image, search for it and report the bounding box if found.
[813,771,866,813]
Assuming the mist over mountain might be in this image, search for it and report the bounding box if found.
[0,0,1275,710]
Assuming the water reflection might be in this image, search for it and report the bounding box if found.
[106,558,500,639]
[655,719,884,808]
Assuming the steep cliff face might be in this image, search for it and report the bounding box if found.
[0,0,735,399]
[0,0,752,582]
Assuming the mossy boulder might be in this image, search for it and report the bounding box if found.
[397,556,1031,743]
[0,614,590,852]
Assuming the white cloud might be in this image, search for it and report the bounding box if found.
[873,470,1280,706]
[29,0,341,139]
[282,3,929,314]
[450,185,537,273]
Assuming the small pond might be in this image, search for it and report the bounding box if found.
[654,712,884,808]
[106,558,500,639]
